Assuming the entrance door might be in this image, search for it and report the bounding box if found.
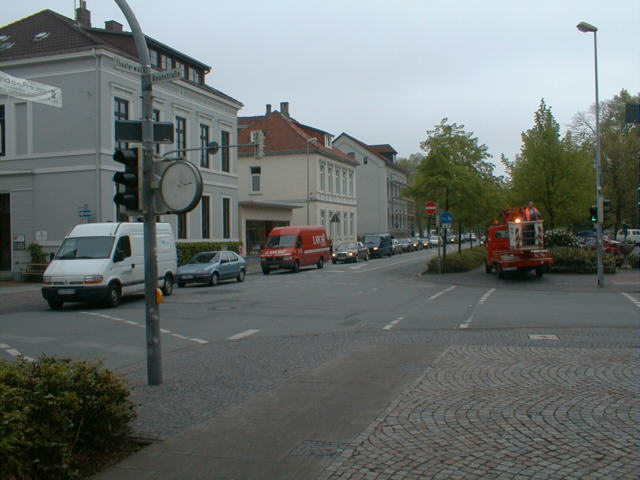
[0,194,10,271]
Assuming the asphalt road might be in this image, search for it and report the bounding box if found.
[1,249,639,479]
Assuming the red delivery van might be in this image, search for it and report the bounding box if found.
[260,226,330,274]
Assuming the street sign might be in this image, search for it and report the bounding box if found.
[441,211,453,225]
[425,201,437,215]
[150,69,182,84]
[115,120,174,144]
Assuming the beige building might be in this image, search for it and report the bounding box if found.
[237,103,358,255]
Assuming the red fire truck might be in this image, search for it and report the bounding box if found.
[484,207,554,278]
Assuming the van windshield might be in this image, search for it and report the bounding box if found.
[266,234,296,248]
[55,236,115,260]
[364,236,381,245]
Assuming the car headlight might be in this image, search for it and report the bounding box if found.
[43,276,52,284]
[84,275,103,284]
[348,252,354,256]
[332,253,337,257]
[373,247,379,250]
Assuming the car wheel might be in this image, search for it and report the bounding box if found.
[262,267,270,275]
[209,272,219,286]
[317,257,324,269]
[48,298,63,310]
[364,253,368,261]
[354,255,358,263]
[106,283,121,308]
[177,282,185,288]
[292,261,300,273]
[331,259,336,264]
[237,269,245,282]
[162,274,174,296]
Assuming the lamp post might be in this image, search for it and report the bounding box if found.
[577,21,604,288]
[306,137,317,225]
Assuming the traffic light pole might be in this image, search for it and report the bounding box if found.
[115,0,162,385]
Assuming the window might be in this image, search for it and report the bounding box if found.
[221,130,230,172]
[222,198,231,239]
[201,195,210,238]
[348,171,354,196]
[250,166,261,193]
[319,162,325,191]
[189,68,202,84]
[160,54,168,70]
[153,109,160,154]
[149,49,159,67]
[342,169,347,195]
[320,210,326,227]
[175,60,187,78]
[327,165,333,193]
[200,124,210,168]
[176,116,186,156]
[363,156,368,165]
[335,167,340,195]
[114,97,129,149]
[350,212,355,236]
[0,105,5,156]
[343,212,347,236]
[177,213,187,239]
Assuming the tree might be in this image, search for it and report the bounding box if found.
[407,119,502,245]
[505,99,594,230]
[571,89,639,230]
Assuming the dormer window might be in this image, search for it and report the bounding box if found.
[33,32,51,42]
[189,68,202,84]
[149,49,159,67]
[324,134,332,148]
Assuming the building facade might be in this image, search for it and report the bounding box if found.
[0,4,242,277]
[237,103,358,255]
[332,134,413,237]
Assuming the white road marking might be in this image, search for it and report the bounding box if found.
[383,317,404,331]
[622,292,640,308]
[456,288,495,330]
[0,342,34,361]
[80,311,208,345]
[228,329,260,341]
[529,334,559,340]
[427,286,456,301]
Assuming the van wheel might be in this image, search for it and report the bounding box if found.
[177,282,185,288]
[237,269,245,282]
[48,299,63,310]
[106,283,121,308]
[262,267,270,275]
[162,275,174,296]
[317,257,324,269]
[209,272,219,286]
[292,261,300,273]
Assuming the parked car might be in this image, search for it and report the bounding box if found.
[398,238,413,252]
[463,232,478,243]
[392,239,403,255]
[177,251,246,287]
[579,236,621,255]
[331,241,369,263]
[410,238,423,250]
[363,234,393,258]
[428,235,441,247]
[616,228,640,245]
[421,237,431,248]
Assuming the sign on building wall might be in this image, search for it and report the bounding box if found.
[0,71,62,108]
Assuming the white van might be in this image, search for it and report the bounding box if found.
[616,228,640,245]
[42,222,177,309]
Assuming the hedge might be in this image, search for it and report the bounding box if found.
[426,247,485,273]
[0,356,137,480]
[176,241,241,266]
[549,246,618,273]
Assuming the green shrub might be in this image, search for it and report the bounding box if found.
[544,229,580,248]
[176,241,241,266]
[0,356,136,480]
[27,243,49,264]
[549,246,616,273]
[426,247,485,273]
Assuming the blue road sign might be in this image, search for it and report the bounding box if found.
[441,211,453,225]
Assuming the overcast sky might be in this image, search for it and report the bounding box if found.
[4,1,639,175]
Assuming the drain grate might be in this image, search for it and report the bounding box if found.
[289,440,348,458]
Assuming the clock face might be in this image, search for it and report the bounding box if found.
[159,161,203,213]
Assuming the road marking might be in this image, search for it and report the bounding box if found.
[622,292,640,308]
[427,286,456,301]
[456,288,495,330]
[80,311,209,345]
[228,329,260,340]
[529,334,559,340]
[383,317,404,331]
[0,342,34,362]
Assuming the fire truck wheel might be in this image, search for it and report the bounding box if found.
[484,260,492,273]
[535,267,544,278]
[496,263,504,279]
[292,261,300,273]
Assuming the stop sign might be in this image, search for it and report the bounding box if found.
[425,201,437,215]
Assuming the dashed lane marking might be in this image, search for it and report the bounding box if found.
[0,342,34,362]
[621,292,640,308]
[81,311,209,345]
[427,286,456,302]
[383,317,404,331]
[228,329,260,340]
[457,288,496,330]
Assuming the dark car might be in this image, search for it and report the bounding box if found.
[363,234,393,258]
[410,237,423,250]
[398,238,413,252]
[331,241,369,263]
[176,251,246,287]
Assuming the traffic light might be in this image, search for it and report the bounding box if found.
[602,198,611,224]
[589,205,597,223]
[113,147,142,212]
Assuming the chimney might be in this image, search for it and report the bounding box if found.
[75,1,91,28]
[280,101,289,117]
[105,20,123,32]
[265,104,272,115]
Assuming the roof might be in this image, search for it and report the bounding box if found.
[333,132,406,174]
[0,9,242,107]
[237,111,358,167]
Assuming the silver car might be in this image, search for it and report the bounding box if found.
[331,242,369,264]
[176,251,246,287]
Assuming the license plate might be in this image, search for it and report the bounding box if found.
[58,288,75,295]
[181,275,193,280]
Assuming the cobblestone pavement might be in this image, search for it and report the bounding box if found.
[319,345,639,480]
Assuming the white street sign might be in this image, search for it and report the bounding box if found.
[150,69,182,84]
[0,71,62,108]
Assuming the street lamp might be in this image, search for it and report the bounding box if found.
[577,20,604,288]
[306,137,317,225]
